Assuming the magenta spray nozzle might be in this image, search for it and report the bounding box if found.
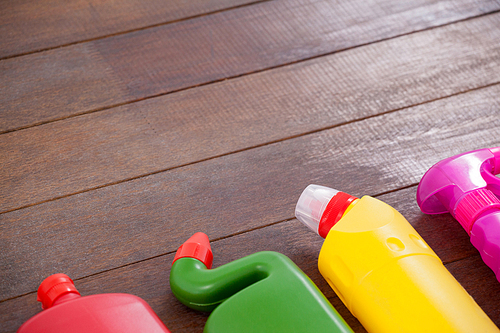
[417,147,500,281]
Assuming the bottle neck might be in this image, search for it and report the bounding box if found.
[318,194,358,238]
[51,292,81,308]
[454,188,500,234]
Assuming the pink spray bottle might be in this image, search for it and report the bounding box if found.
[417,147,500,281]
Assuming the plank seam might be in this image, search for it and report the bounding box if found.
[0,0,271,62]
[0,217,292,303]
[1,80,499,216]
[1,8,499,135]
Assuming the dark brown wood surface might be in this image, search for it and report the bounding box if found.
[2,0,499,133]
[1,0,500,332]
[0,0,263,59]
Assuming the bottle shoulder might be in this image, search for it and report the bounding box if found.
[332,196,397,232]
[18,293,168,333]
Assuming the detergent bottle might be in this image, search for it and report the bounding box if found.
[18,273,170,333]
[295,184,499,333]
[169,232,353,333]
[417,147,500,281]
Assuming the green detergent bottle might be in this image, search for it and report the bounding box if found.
[170,232,353,333]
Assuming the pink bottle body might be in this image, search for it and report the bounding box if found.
[18,274,170,333]
[417,147,500,281]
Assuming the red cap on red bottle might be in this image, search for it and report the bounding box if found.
[172,232,213,269]
[37,273,81,310]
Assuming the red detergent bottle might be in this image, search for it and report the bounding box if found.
[17,274,170,333]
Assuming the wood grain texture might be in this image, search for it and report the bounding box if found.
[0,0,261,59]
[2,0,499,132]
[3,1,500,331]
[2,12,500,213]
[2,208,498,333]
[1,84,499,302]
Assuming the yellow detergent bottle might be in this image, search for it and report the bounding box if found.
[295,184,499,333]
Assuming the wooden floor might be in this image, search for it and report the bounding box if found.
[1,0,500,331]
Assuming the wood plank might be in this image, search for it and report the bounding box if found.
[0,0,261,59]
[1,0,499,132]
[2,213,498,332]
[2,12,500,213]
[1,84,499,301]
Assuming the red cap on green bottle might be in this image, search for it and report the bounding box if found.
[173,232,213,269]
